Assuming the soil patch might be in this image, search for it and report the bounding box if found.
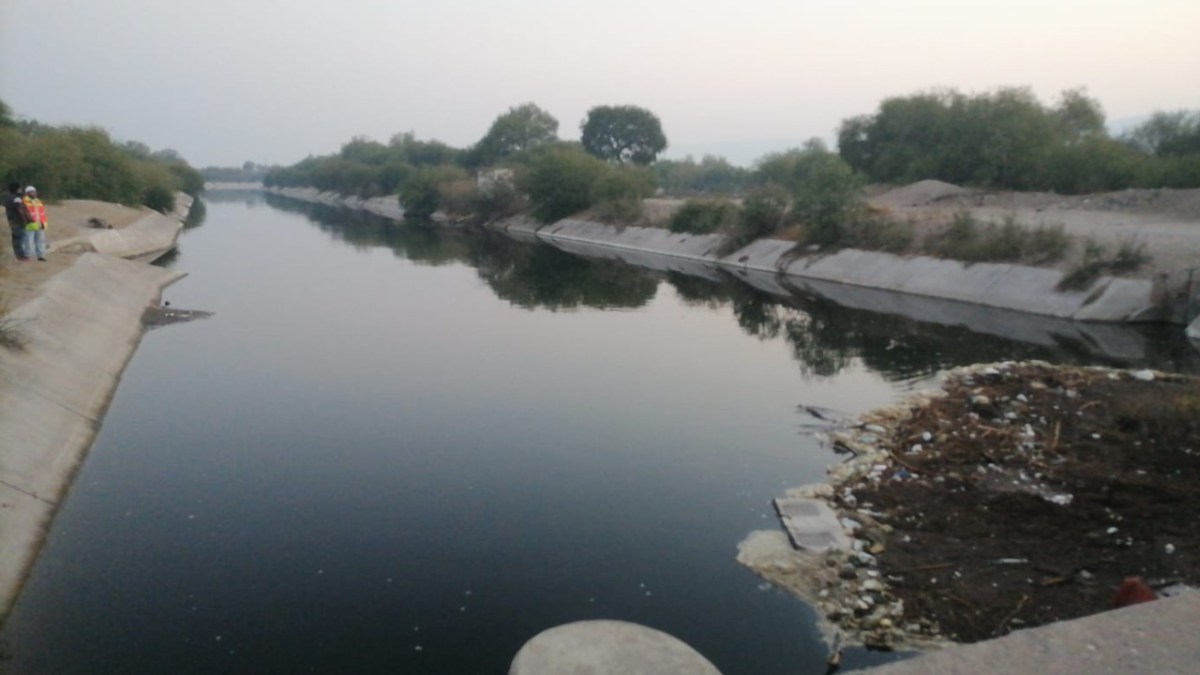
[757,362,1200,651]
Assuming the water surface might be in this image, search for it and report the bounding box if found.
[4,193,1193,674]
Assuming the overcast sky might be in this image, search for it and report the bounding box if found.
[2,0,1197,168]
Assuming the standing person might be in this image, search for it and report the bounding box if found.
[4,181,31,261]
[23,186,48,261]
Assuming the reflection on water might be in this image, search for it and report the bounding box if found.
[8,193,1193,675]
[267,193,1200,381]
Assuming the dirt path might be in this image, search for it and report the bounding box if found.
[1,200,150,310]
[869,182,1200,283]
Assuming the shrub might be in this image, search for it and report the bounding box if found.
[589,165,655,224]
[737,185,790,241]
[400,165,471,221]
[926,211,1069,264]
[516,145,608,223]
[668,199,737,234]
[842,215,916,253]
[0,298,27,351]
[755,141,865,247]
[1057,237,1150,290]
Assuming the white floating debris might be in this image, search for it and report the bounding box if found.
[1165,543,1176,554]
[921,431,933,443]
[1132,369,1155,381]
[1046,494,1074,506]
[1106,527,1119,534]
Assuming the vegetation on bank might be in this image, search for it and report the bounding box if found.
[261,88,1198,275]
[0,100,203,213]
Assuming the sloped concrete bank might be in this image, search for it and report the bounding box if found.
[0,200,187,622]
[265,187,1166,327]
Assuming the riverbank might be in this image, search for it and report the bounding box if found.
[0,197,188,621]
[266,185,1198,333]
[735,360,1200,672]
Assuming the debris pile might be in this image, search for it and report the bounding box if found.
[741,361,1200,650]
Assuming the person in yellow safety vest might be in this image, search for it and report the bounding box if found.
[23,185,48,262]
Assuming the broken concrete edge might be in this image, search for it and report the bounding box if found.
[265,188,1168,326]
[0,198,190,624]
[508,620,722,675]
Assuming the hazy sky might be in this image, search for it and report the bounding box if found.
[2,0,1197,167]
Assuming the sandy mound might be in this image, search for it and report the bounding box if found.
[869,180,975,208]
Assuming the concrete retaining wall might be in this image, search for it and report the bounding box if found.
[0,254,185,619]
[0,196,189,622]
[268,190,1164,325]
[54,200,186,262]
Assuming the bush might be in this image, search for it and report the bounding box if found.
[736,185,790,241]
[400,165,471,221]
[755,141,865,247]
[842,215,916,253]
[926,212,1070,264]
[516,145,608,223]
[668,199,738,234]
[589,165,655,224]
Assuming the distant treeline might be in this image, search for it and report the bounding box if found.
[200,162,272,183]
[264,89,1200,210]
[839,87,1200,193]
[0,100,203,212]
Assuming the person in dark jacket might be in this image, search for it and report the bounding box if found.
[5,181,32,261]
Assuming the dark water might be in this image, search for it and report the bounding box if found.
[3,192,1195,674]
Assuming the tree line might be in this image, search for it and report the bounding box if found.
[0,100,203,212]
[261,90,1200,252]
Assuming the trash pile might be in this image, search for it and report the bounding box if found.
[741,361,1200,650]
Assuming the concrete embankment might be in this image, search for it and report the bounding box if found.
[0,198,187,621]
[265,187,1164,326]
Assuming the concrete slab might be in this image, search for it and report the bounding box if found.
[861,594,1200,675]
[0,254,183,620]
[509,620,722,675]
[719,239,796,273]
[773,497,851,552]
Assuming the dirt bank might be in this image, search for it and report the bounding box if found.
[867,181,1200,282]
[0,199,157,309]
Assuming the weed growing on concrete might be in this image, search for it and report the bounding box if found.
[0,299,28,351]
[1057,237,1151,290]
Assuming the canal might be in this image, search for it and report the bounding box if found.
[3,192,1195,674]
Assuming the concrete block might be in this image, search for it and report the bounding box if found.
[773,498,851,552]
[509,620,721,675]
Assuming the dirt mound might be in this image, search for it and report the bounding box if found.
[869,180,975,208]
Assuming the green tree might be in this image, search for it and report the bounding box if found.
[465,103,559,167]
[1124,110,1200,157]
[0,99,14,127]
[758,140,863,246]
[517,144,608,222]
[580,105,667,165]
[399,165,472,221]
[1054,88,1106,141]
